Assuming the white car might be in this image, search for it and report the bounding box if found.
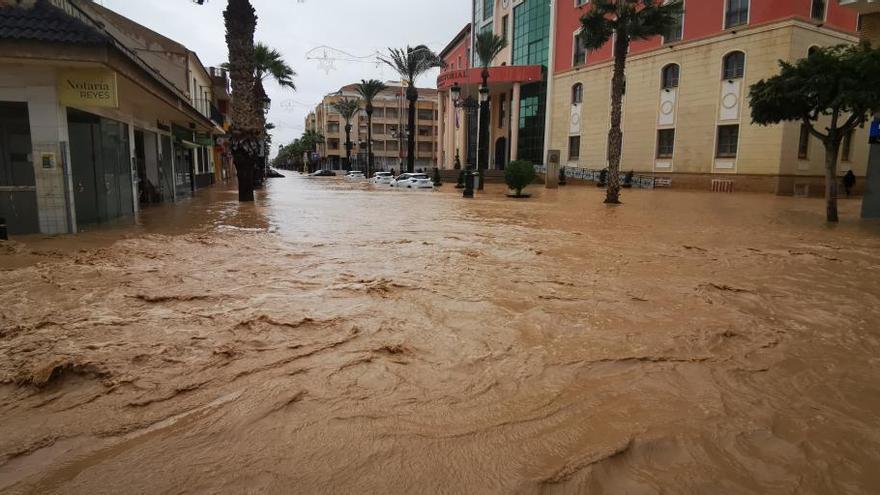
[390,173,434,189]
[371,171,394,185]
[344,170,366,180]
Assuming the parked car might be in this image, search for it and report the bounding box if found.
[344,170,366,180]
[371,171,394,185]
[309,170,335,177]
[390,173,433,189]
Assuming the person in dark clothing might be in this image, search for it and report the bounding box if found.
[843,170,856,197]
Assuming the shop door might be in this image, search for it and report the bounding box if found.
[0,102,39,234]
[68,109,133,225]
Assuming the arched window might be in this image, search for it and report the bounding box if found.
[722,51,745,80]
[661,64,680,90]
[572,83,583,105]
[808,45,820,57]
[811,0,827,21]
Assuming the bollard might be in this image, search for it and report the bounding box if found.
[0,217,7,241]
[463,169,475,198]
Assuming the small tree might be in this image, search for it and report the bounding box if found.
[505,160,537,198]
[581,0,683,204]
[750,44,880,222]
[432,167,443,186]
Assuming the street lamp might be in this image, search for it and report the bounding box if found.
[451,82,462,103]
[478,85,489,103]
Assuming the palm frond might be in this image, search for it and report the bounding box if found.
[474,31,507,69]
[354,79,388,103]
[330,97,361,123]
[379,45,443,85]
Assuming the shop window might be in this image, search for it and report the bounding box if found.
[722,51,745,80]
[725,0,749,29]
[798,124,810,159]
[572,83,583,104]
[716,125,740,158]
[568,135,581,161]
[661,64,680,90]
[499,93,506,128]
[657,129,675,159]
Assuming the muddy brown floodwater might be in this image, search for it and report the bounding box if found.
[1,176,880,494]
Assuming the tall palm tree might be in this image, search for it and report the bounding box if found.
[331,97,361,170]
[474,31,507,182]
[354,79,388,178]
[380,46,443,173]
[193,0,262,202]
[581,0,682,204]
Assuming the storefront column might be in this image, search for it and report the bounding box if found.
[510,82,521,162]
[438,91,446,168]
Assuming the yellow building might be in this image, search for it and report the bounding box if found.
[308,82,439,172]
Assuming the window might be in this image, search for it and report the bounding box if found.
[498,93,506,128]
[512,0,551,67]
[502,15,509,43]
[373,124,384,135]
[661,64,680,90]
[725,0,749,29]
[573,31,587,66]
[722,51,745,80]
[386,108,399,119]
[576,0,588,6]
[568,135,581,161]
[808,45,820,57]
[716,125,739,158]
[484,0,494,20]
[418,109,434,121]
[418,125,431,137]
[664,1,684,43]
[842,130,854,162]
[798,124,810,159]
[572,83,583,104]
[328,122,340,133]
[657,129,675,158]
[811,0,827,22]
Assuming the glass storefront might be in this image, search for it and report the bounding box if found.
[517,81,547,165]
[513,0,550,164]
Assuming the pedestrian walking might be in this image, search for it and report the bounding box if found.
[843,170,856,197]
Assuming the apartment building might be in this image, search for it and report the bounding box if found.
[438,0,868,195]
[309,82,440,172]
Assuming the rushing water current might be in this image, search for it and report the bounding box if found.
[1,176,879,494]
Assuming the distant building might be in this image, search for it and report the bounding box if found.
[0,0,225,235]
[308,82,440,172]
[438,0,868,195]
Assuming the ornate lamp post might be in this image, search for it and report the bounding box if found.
[450,83,481,198]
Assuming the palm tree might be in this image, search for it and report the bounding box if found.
[223,42,296,186]
[474,31,507,183]
[380,46,443,173]
[580,0,682,204]
[193,0,262,202]
[354,79,388,178]
[331,97,361,170]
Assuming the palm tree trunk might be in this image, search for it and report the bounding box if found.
[606,30,628,205]
[406,85,418,173]
[224,0,259,202]
[366,106,374,177]
[824,137,842,223]
[344,124,352,169]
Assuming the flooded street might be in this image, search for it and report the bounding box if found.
[2,176,880,494]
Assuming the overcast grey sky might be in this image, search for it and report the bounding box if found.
[98,0,465,156]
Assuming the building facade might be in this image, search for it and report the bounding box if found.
[308,82,440,172]
[437,0,550,170]
[0,0,225,236]
[438,0,868,195]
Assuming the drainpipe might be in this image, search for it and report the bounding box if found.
[542,0,558,171]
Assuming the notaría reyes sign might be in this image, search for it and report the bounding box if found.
[58,69,119,109]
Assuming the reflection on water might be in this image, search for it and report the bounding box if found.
[1,175,879,494]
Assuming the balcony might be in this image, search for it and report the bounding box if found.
[839,0,880,13]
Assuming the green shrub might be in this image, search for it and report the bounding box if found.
[504,160,536,197]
